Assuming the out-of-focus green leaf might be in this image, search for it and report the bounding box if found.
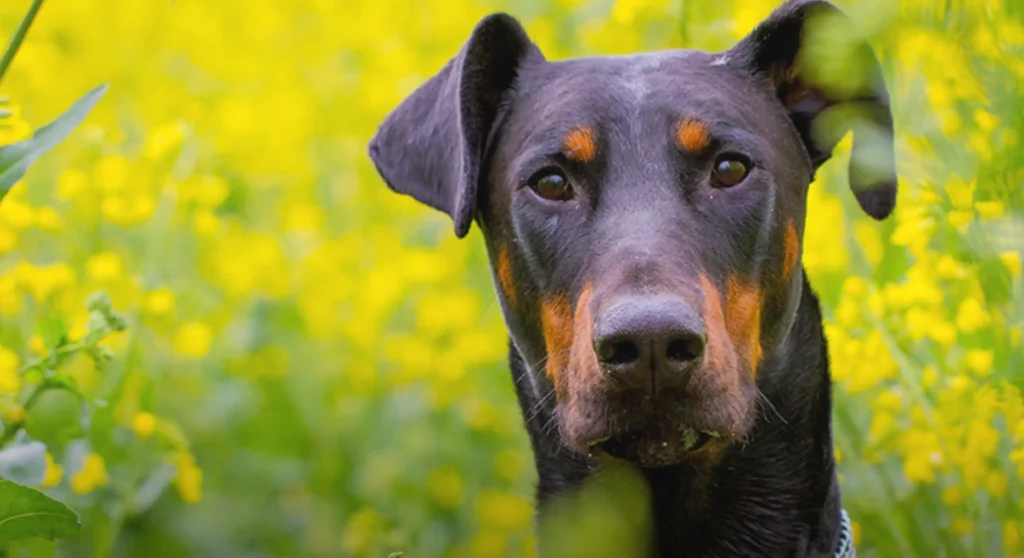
[0,83,108,202]
[0,479,80,543]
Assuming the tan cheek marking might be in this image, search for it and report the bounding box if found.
[725,275,764,373]
[782,219,800,283]
[677,118,711,152]
[699,274,732,372]
[568,282,600,391]
[496,247,517,306]
[540,293,573,382]
[562,126,596,162]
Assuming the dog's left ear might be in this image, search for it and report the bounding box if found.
[368,14,542,238]
[729,0,897,220]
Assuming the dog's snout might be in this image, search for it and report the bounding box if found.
[593,296,706,392]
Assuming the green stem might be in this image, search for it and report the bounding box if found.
[0,0,45,87]
[0,378,50,447]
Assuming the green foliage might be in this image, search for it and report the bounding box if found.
[0,84,108,202]
[0,479,80,544]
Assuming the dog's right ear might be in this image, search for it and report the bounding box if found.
[368,14,542,239]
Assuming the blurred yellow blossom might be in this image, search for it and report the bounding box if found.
[965,350,994,377]
[428,467,464,509]
[27,334,46,356]
[1000,251,1022,277]
[40,453,64,488]
[0,346,19,394]
[71,453,109,494]
[172,451,203,503]
[132,412,158,439]
[144,287,176,317]
[1,404,26,424]
[956,296,991,333]
[173,321,214,357]
[975,200,1005,219]
[86,251,125,282]
[476,491,533,531]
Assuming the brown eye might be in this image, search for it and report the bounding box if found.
[530,171,573,201]
[712,155,751,187]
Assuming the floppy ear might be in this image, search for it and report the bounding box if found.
[730,0,897,220]
[367,14,542,238]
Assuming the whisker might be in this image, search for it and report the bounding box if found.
[756,388,787,425]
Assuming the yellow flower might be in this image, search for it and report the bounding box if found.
[0,198,36,231]
[936,255,965,279]
[34,207,64,231]
[70,453,109,494]
[956,297,991,333]
[869,412,895,442]
[928,321,957,348]
[40,453,63,488]
[965,349,994,377]
[975,200,1005,219]
[28,334,46,356]
[132,412,158,439]
[1000,251,1022,277]
[1004,521,1021,555]
[428,467,464,509]
[950,517,974,535]
[144,287,176,317]
[873,390,903,413]
[985,470,1008,497]
[0,346,20,394]
[476,490,533,531]
[947,210,973,230]
[921,366,938,387]
[942,484,964,505]
[1,402,25,424]
[0,226,17,255]
[86,251,125,282]
[56,169,88,200]
[945,177,975,209]
[172,451,203,503]
[841,277,868,299]
[494,448,522,482]
[173,321,214,358]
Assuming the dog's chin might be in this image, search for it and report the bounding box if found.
[597,426,726,468]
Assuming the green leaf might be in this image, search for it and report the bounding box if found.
[0,83,108,202]
[0,479,81,543]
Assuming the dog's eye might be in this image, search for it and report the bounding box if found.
[530,170,574,201]
[711,154,751,188]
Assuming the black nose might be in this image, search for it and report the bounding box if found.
[593,296,706,392]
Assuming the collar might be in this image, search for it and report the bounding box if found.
[835,509,856,558]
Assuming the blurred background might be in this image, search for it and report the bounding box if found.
[0,0,1022,556]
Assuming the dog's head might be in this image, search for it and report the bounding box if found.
[369,0,896,467]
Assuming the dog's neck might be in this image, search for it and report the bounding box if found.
[509,277,843,558]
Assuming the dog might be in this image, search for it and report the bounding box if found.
[368,0,895,555]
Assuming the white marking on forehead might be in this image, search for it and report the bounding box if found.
[615,54,667,138]
[710,54,730,66]
[620,55,662,102]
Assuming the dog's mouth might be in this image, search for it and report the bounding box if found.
[589,426,725,468]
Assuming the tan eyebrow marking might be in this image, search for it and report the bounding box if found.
[562,126,596,162]
[677,118,711,152]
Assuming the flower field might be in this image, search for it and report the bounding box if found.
[0,0,1022,556]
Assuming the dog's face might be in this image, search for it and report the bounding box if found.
[369,0,896,467]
